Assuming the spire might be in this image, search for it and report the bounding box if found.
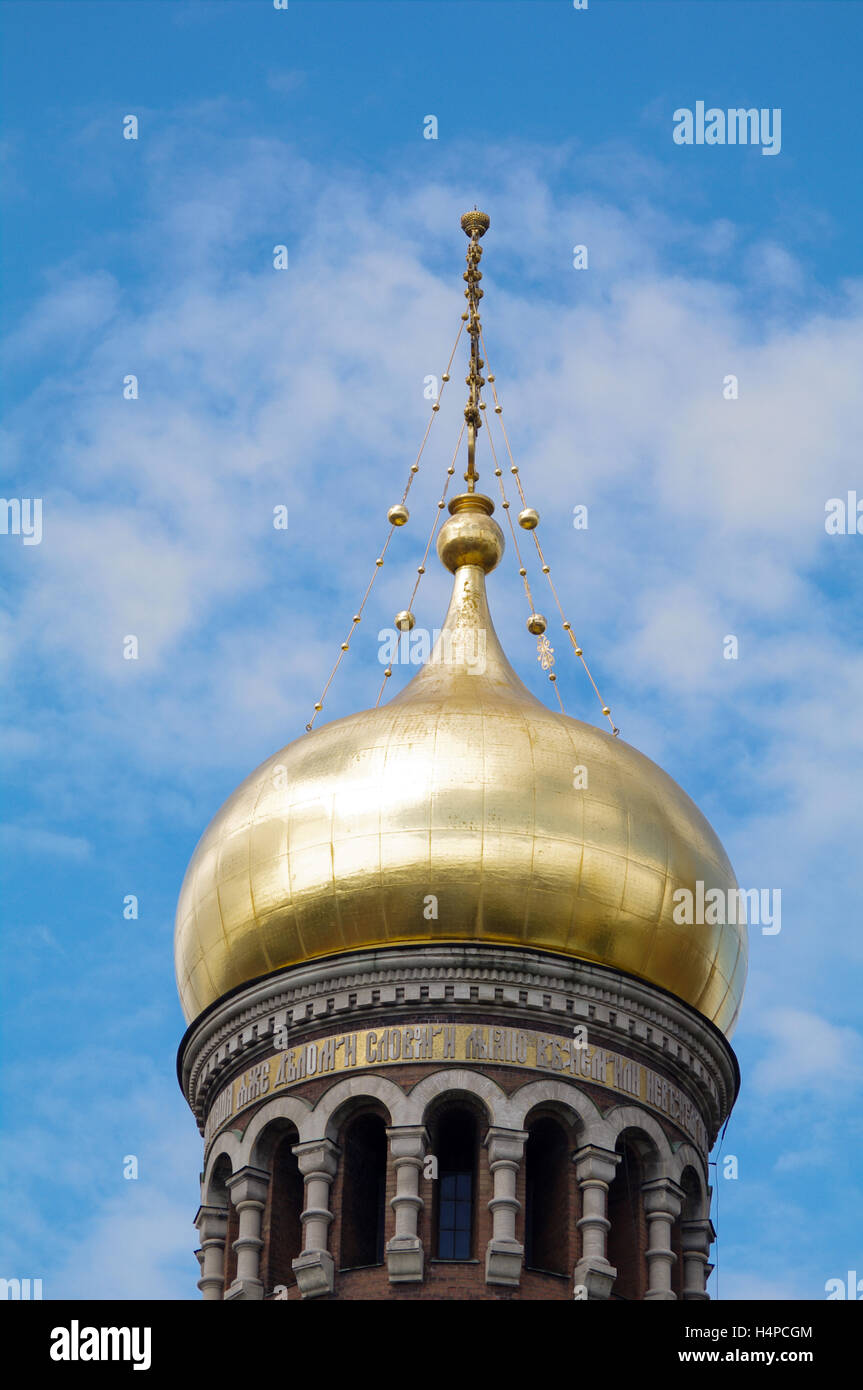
[460,209,490,492]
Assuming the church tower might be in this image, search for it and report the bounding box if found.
[175,212,746,1301]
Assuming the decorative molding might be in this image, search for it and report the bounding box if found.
[179,946,738,1147]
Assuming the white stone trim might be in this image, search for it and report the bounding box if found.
[179,946,738,1142]
[602,1103,675,1166]
[507,1077,613,1146]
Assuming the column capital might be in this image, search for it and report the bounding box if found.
[573,1144,621,1185]
[642,1176,684,1219]
[226,1165,270,1208]
[484,1126,528,1166]
[292,1137,340,1180]
[681,1216,716,1249]
[385,1125,429,1161]
[194,1204,229,1236]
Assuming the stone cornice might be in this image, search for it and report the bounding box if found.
[178,946,739,1144]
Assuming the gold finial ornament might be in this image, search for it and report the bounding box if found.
[460,209,490,238]
[394,610,415,632]
[388,504,409,526]
[518,507,539,530]
[460,209,489,493]
[436,492,503,574]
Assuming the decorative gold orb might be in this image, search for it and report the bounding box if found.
[388,504,409,526]
[527,613,547,635]
[436,495,504,574]
[460,209,490,238]
[395,610,415,632]
[519,508,539,530]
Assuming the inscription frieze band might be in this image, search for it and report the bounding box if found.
[203,1019,710,1154]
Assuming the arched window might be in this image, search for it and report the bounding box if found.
[340,1113,387,1269]
[525,1116,569,1275]
[606,1140,646,1300]
[435,1106,477,1260]
[263,1131,304,1292]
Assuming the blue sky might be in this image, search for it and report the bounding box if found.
[1,0,861,1299]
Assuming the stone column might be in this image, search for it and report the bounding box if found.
[224,1167,270,1301]
[484,1127,528,1287]
[291,1138,339,1299]
[386,1125,428,1283]
[681,1217,715,1300]
[194,1205,229,1301]
[573,1145,620,1300]
[643,1177,684,1300]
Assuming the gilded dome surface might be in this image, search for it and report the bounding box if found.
[174,502,747,1034]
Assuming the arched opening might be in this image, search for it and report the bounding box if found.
[208,1155,236,1291]
[524,1116,569,1275]
[339,1112,388,1269]
[607,1139,647,1300]
[260,1126,304,1294]
[671,1166,703,1299]
[433,1105,478,1260]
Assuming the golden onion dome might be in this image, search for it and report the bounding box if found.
[174,493,747,1035]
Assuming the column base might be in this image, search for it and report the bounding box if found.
[645,1289,677,1301]
[292,1250,334,1299]
[386,1236,424,1283]
[573,1258,617,1301]
[485,1239,524,1287]
[224,1278,264,1301]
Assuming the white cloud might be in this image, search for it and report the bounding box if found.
[749,1008,863,1095]
[0,825,91,860]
